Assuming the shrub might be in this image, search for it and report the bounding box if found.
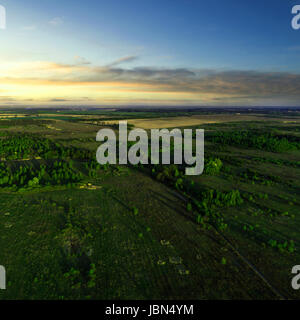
[204,158,223,175]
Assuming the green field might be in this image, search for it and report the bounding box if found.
[0,109,299,300]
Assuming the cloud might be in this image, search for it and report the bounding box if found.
[107,55,139,67]
[49,17,63,26]
[74,56,91,65]
[0,96,18,102]
[1,59,300,106]
[48,97,96,102]
[49,98,69,102]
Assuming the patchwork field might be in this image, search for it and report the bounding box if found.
[0,108,299,300]
[105,114,300,129]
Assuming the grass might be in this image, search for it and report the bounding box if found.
[0,110,299,299]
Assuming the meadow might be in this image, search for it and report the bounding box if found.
[0,108,299,300]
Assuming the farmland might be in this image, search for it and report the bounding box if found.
[0,108,299,299]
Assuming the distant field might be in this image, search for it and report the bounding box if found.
[105,114,300,129]
[0,114,28,119]
[0,109,299,300]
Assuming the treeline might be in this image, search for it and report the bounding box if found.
[0,119,53,126]
[209,130,300,152]
[0,135,93,160]
[0,161,82,189]
[84,160,102,178]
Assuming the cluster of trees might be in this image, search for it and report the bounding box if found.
[0,135,93,160]
[152,157,223,187]
[84,160,102,178]
[47,161,83,186]
[0,161,82,189]
[151,164,184,190]
[210,130,300,152]
[200,189,243,208]
[151,162,243,211]
[0,119,52,127]
[204,158,223,175]
[189,189,243,230]
[0,135,52,159]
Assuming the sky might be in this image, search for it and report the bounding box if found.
[0,0,300,107]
